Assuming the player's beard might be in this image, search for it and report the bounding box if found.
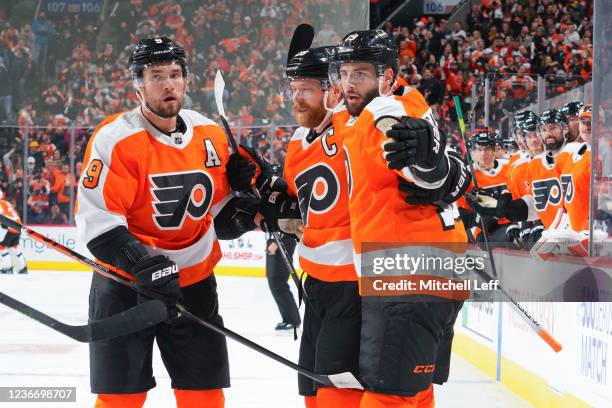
[142,88,184,118]
[292,100,326,128]
[544,132,564,151]
[345,87,379,117]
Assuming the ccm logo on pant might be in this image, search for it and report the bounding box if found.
[413,364,435,374]
[152,264,179,281]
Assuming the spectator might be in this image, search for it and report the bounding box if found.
[0,56,11,122]
[27,172,50,224]
[31,12,54,80]
[28,142,45,172]
[49,203,67,224]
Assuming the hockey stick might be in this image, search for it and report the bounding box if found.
[214,70,308,304]
[286,23,315,64]
[453,94,562,353]
[0,290,167,343]
[0,215,362,388]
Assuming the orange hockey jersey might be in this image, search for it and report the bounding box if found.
[508,152,532,200]
[525,152,564,228]
[555,142,591,231]
[283,122,356,282]
[76,108,233,287]
[0,198,21,233]
[335,85,467,274]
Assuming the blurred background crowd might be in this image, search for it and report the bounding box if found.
[0,0,593,224]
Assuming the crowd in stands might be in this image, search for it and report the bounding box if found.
[0,0,594,225]
[384,0,593,146]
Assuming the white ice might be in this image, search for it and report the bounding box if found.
[0,272,531,407]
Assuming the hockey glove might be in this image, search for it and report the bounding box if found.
[397,152,471,204]
[382,117,446,170]
[257,191,301,233]
[214,196,260,240]
[131,255,183,319]
[240,145,288,195]
[505,223,522,249]
[226,153,257,192]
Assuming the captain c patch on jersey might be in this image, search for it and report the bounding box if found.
[149,170,214,229]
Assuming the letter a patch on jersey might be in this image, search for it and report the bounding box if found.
[150,170,214,230]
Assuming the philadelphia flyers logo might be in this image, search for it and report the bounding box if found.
[150,170,214,230]
[295,163,340,226]
[532,177,563,211]
[560,174,574,203]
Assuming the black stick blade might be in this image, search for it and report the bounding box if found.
[0,291,167,343]
[287,23,315,64]
[88,300,168,342]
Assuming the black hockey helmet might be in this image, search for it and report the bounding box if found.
[560,101,584,119]
[285,46,334,82]
[129,37,188,82]
[500,136,519,150]
[282,46,335,102]
[517,111,540,132]
[469,130,498,149]
[538,108,568,130]
[329,30,399,82]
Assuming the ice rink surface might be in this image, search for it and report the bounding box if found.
[0,272,531,407]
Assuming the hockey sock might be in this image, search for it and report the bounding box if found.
[317,387,362,408]
[359,385,434,408]
[174,389,224,408]
[94,392,147,408]
[304,395,317,408]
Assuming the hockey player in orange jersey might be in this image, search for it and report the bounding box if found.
[469,109,576,258]
[76,37,261,408]
[329,30,467,408]
[560,101,584,143]
[549,104,607,255]
[0,190,27,274]
[506,111,545,249]
[457,131,516,249]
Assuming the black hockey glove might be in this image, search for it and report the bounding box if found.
[131,255,183,320]
[226,153,257,192]
[467,192,528,222]
[505,223,522,249]
[397,151,471,205]
[257,191,301,233]
[458,207,480,229]
[214,196,260,240]
[382,117,446,170]
[240,145,288,195]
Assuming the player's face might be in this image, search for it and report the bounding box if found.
[337,63,380,116]
[567,117,580,142]
[579,117,592,145]
[472,146,495,168]
[140,62,186,118]
[289,78,326,128]
[538,123,564,151]
[495,147,506,159]
[524,130,543,155]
